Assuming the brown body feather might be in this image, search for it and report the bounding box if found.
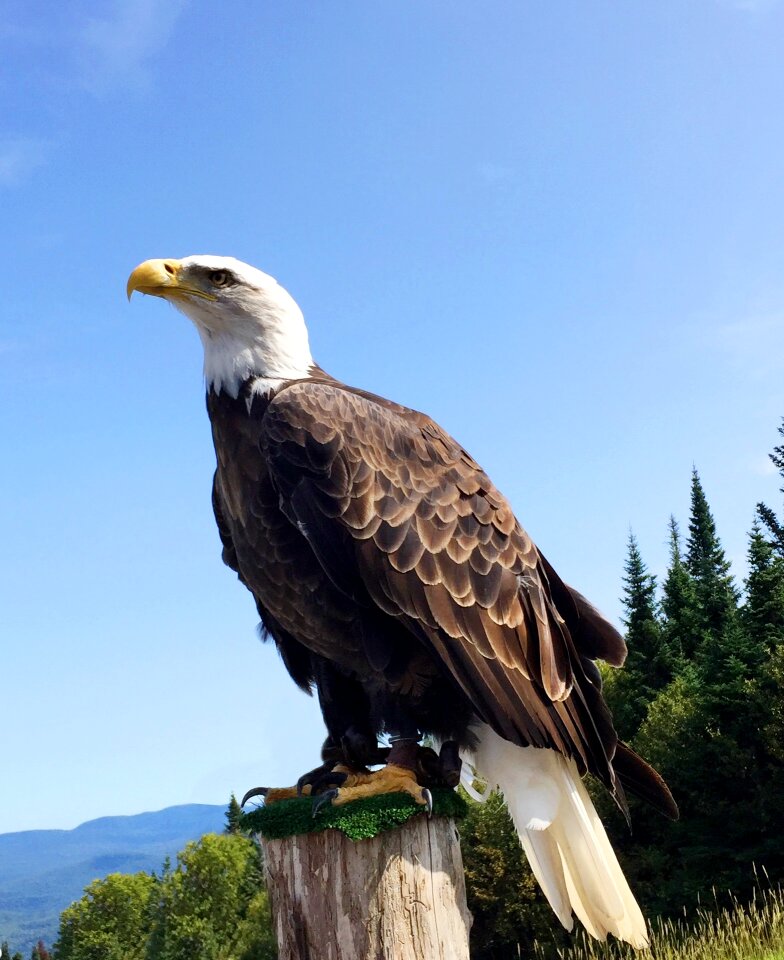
[209,373,676,818]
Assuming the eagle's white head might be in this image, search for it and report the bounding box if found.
[127,255,314,398]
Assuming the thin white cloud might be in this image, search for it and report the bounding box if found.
[77,0,188,94]
[0,137,49,187]
[0,0,187,97]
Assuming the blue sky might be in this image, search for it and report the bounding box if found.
[2,0,783,835]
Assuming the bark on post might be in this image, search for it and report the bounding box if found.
[260,814,471,960]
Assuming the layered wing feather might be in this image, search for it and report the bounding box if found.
[261,379,628,794]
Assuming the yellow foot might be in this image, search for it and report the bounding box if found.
[241,785,301,805]
[241,763,362,806]
[312,764,432,818]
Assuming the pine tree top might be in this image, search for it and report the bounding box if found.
[661,516,696,630]
[225,793,243,835]
[686,469,731,583]
[621,530,658,632]
[771,417,784,493]
[685,469,739,637]
[743,519,784,654]
[756,417,784,555]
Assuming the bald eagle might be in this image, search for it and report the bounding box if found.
[128,256,676,948]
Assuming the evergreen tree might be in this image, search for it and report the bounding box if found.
[681,472,756,725]
[604,470,783,918]
[758,503,784,555]
[741,517,784,880]
[743,520,784,656]
[679,470,746,693]
[624,473,781,913]
[661,516,698,662]
[224,793,243,835]
[622,531,658,633]
[757,417,784,555]
[605,533,671,740]
[685,468,739,642]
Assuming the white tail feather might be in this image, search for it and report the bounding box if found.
[462,724,649,949]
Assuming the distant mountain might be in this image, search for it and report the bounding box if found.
[0,803,226,955]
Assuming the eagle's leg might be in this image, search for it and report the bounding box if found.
[311,727,434,815]
[242,662,385,807]
[414,739,463,788]
[296,728,390,796]
[241,730,388,806]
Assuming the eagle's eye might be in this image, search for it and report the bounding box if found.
[208,270,231,288]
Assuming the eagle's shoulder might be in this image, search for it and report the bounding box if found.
[267,377,431,428]
[262,376,468,468]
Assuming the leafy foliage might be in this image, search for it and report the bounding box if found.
[0,803,226,956]
[52,833,275,960]
[54,872,155,960]
[146,833,275,960]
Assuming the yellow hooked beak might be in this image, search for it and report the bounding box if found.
[126,259,217,302]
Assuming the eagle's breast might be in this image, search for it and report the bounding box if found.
[208,385,366,668]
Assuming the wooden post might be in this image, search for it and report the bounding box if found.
[260,814,472,960]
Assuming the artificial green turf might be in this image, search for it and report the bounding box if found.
[240,788,467,841]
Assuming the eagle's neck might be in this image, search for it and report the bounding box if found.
[197,309,314,400]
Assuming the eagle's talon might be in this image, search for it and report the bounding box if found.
[298,760,357,796]
[297,763,348,797]
[422,788,433,817]
[312,788,339,818]
[307,769,348,795]
[240,786,268,808]
[297,760,338,796]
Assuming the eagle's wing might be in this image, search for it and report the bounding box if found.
[212,470,316,693]
[261,380,628,793]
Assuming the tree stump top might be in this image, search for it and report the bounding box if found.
[240,788,468,842]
